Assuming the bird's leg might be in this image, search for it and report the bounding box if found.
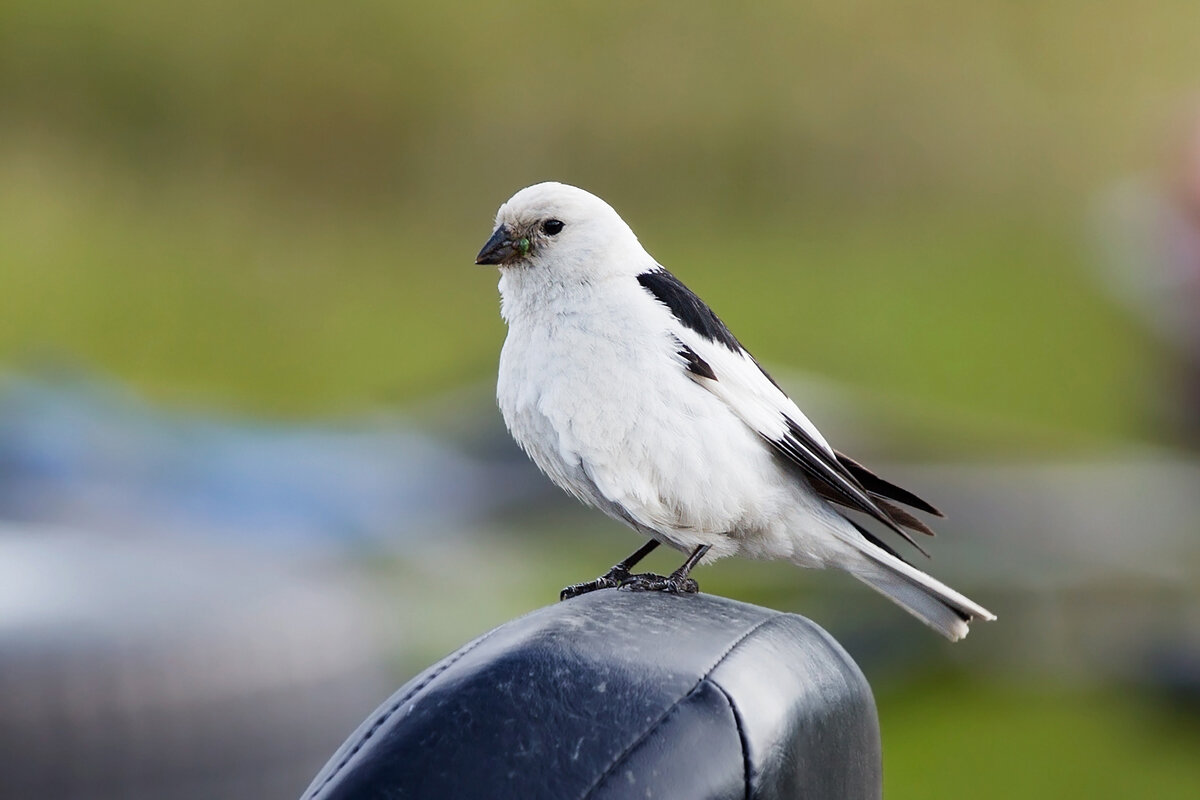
[619,545,711,594]
[560,540,661,600]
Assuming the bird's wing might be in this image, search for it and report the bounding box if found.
[638,268,939,555]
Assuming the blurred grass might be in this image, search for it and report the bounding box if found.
[3,0,1194,442]
[4,1,1198,213]
[0,144,504,413]
[0,142,1156,442]
[881,677,1200,799]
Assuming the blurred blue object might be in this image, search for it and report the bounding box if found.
[0,373,542,549]
[0,524,395,800]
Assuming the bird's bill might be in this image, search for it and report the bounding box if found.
[475,225,519,265]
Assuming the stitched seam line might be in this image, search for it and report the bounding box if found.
[578,614,779,800]
[710,681,751,800]
[306,627,499,799]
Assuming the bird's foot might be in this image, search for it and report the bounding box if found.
[560,566,631,601]
[617,572,699,594]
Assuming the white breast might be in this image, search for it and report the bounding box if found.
[496,273,800,558]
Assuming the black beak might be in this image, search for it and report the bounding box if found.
[475,225,517,265]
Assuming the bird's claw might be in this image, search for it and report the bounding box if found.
[617,572,699,594]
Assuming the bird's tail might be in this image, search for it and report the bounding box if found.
[827,524,996,641]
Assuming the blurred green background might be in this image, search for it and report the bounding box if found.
[3,1,1200,798]
[6,0,1187,434]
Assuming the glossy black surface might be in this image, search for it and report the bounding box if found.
[301,590,881,800]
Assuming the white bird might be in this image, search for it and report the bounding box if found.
[476,181,995,640]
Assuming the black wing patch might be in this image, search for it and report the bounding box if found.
[639,266,940,556]
[766,418,932,557]
[639,267,787,390]
[638,268,741,352]
[674,339,717,381]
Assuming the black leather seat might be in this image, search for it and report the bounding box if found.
[301,590,881,800]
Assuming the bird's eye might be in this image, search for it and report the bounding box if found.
[542,219,565,236]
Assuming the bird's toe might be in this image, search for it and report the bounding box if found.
[618,573,699,595]
[559,570,628,601]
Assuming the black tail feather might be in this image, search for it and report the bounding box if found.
[835,451,944,517]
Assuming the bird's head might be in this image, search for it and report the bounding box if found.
[475,182,649,279]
